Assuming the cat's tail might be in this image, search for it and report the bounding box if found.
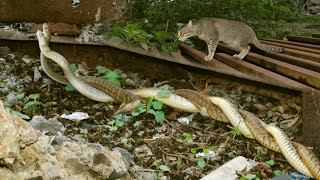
[251,38,284,53]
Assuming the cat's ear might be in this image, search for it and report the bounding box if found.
[177,23,184,28]
[187,20,192,28]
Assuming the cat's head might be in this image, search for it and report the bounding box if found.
[177,20,197,42]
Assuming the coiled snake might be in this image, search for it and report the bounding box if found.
[36,24,319,179]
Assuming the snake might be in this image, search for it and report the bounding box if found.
[37,25,319,179]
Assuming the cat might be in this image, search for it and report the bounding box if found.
[177,17,284,61]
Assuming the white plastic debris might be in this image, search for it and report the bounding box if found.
[200,156,254,180]
[177,113,195,125]
[196,151,216,159]
[61,112,90,121]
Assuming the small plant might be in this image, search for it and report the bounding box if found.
[137,130,145,136]
[146,97,165,124]
[265,159,275,168]
[152,31,179,54]
[3,101,30,120]
[98,67,121,86]
[107,23,152,50]
[273,170,285,176]
[195,156,206,169]
[240,173,260,180]
[182,133,193,143]
[104,114,131,132]
[0,79,6,84]
[150,162,170,172]
[190,145,218,168]
[22,93,56,110]
[229,125,242,138]
[22,93,55,110]
[131,96,166,124]
[133,121,142,127]
[65,84,76,92]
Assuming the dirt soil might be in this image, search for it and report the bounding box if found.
[0,46,305,179]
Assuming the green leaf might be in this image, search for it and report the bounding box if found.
[0,79,6,84]
[105,125,118,132]
[265,159,275,167]
[98,67,110,75]
[154,111,165,124]
[273,170,285,176]
[140,42,149,51]
[70,64,77,72]
[16,93,25,99]
[105,71,120,80]
[157,90,171,98]
[159,165,170,172]
[23,101,41,109]
[196,157,206,168]
[190,148,197,154]
[138,130,144,136]
[183,133,192,142]
[152,101,163,110]
[13,111,30,120]
[29,94,40,100]
[244,173,257,180]
[147,109,156,115]
[113,114,131,122]
[115,120,125,127]
[65,84,76,92]
[146,96,154,110]
[133,121,142,127]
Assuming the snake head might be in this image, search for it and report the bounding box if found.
[36,30,46,46]
[42,23,51,40]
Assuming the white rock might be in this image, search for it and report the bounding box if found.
[61,112,90,121]
[200,156,254,180]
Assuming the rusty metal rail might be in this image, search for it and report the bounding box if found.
[312,34,320,38]
[0,28,319,148]
[261,38,320,50]
[286,35,320,45]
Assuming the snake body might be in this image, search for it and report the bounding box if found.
[293,142,320,179]
[239,110,281,152]
[265,125,313,177]
[174,89,229,123]
[37,25,319,179]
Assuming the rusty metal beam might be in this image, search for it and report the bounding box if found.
[214,53,313,90]
[286,35,320,45]
[218,43,320,90]
[28,23,81,36]
[261,38,320,50]
[312,34,320,38]
[178,44,245,75]
[302,89,320,148]
[260,40,320,55]
[261,42,320,62]
[260,51,320,73]
[0,0,114,24]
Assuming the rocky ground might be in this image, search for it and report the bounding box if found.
[0,45,306,179]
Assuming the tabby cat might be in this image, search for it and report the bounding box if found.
[177,17,284,61]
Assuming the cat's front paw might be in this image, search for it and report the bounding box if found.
[204,55,213,61]
[233,54,242,60]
